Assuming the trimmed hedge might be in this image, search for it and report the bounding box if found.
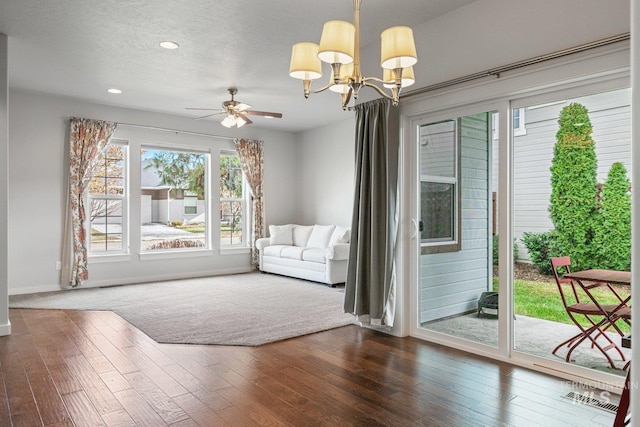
[592,162,631,270]
[548,103,598,271]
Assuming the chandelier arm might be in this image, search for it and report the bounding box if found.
[362,80,396,101]
[308,82,338,95]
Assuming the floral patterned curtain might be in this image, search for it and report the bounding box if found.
[61,118,117,287]
[233,138,265,268]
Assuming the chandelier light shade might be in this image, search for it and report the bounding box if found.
[289,42,323,80]
[380,26,418,69]
[383,66,415,89]
[318,21,356,64]
[289,0,417,109]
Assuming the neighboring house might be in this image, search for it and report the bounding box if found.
[140,159,205,225]
[491,88,632,262]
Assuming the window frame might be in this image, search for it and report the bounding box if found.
[219,150,249,248]
[419,118,462,255]
[87,140,129,256]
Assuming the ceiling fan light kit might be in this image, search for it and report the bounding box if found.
[289,0,417,110]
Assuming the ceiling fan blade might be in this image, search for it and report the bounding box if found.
[244,110,283,118]
[192,112,226,120]
[237,112,253,125]
[185,107,222,111]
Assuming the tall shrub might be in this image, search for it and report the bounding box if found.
[548,103,598,271]
[592,162,631,270]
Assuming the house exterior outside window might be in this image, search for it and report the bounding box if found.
[88,141,128,254]
[419,119,461,254]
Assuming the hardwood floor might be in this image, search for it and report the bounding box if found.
[0,308,618,427]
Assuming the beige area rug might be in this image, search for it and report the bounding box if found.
[9,272,354,346]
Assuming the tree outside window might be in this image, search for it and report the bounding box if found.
[88,143,127,253]
[141,148,207,251]
[220,153,246,246]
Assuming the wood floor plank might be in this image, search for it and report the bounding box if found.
[112,388,169,427]
[122,370,190,425]
[0,308,620,427]
[63,354,122,415]
[61,390,106,427]
[172,392,230,427]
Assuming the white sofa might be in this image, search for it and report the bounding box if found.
[255,224,351,286]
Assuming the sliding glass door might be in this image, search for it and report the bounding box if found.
[412,109,499,348]
[511,87,631,377]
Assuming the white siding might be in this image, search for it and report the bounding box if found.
[510,88,631,261]
[420,114,491,323]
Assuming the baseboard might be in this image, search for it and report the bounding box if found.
[9,284,62,295]
[9,267,254,295]
[0,321,11,336]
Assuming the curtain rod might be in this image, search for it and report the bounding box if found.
[117,122,235,141]
[401,33,630,98]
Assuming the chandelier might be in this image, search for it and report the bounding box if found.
[289,0,417,110]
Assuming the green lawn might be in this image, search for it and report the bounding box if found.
[176,224,205,233]
[493,278,631,333]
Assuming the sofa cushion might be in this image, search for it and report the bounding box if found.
[263,245,288,257]
[329,226,351,246]
[306,225,336,248]
[302,248,327,264]
[292,225,314,247]
[281,246,305,260]
[269,224,293,245]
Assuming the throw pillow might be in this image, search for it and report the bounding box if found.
[292,225,314,247]
[306,225,336,248]
[329,226,351,246]
[269,224,293,245]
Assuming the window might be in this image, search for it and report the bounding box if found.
[141,147,208,251]
[220,152,247,247]
[184,195,198,215]
[513,107,527,136]
[88,142,127,254]
[419,119,460,253]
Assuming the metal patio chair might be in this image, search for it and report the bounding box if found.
[550,257,627,369]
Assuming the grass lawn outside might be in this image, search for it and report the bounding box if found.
[176,224,205,233]
[493,273,631,334]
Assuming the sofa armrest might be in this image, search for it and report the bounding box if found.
[255,237,271,251]
[328,243,350,261]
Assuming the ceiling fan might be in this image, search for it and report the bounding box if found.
[186,88,283,128]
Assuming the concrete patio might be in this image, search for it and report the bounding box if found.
[424,313,630,376]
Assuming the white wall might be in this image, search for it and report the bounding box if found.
[294,117,355,227]
[358,0,630,105]
[8,89,297,294]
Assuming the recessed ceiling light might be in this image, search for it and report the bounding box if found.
[160,40,179,49]
[107,88,122,94]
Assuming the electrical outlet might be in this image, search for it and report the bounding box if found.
[55,261,62,271]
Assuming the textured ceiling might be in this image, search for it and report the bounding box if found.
[0,0,475,132]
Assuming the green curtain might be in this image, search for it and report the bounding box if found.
[343,98,399,326]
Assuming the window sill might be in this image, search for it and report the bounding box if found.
[220,246,251,256]
[139,248,215,261]
[88,254,132,263]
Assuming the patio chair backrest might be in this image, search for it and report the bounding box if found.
[550,256,581,306]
